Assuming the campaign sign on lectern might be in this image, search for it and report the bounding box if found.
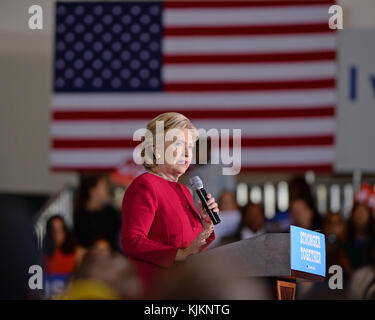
[290,226,326,277]
[188,226,326,299]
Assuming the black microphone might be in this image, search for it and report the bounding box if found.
[190,176,221,225]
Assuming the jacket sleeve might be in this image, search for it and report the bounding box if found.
[121,178,178,268]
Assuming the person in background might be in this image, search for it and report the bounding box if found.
[348,239,375,299]
[297,212,351,300]
[240,202,266,239]
[220,201,266,244]
[289,198,320,231]
[90,238,113,256]
[346,202,375,270]
[58,250,142,300]
[73,174,121,252]
[288,175,321,230]
[289,175,317,204]
[209,190,242,248]
[0,198,42,299]
[322,212,352,280]
[266,210,291,233]
[43,215,84,275]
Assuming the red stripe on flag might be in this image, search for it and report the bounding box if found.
[164,23,333,37]
[52,136,334,149]
[52,139,141,149]
[164,51,336,64]
[164,79,335,91]
[164,1,335,9]
[53,107,335,121]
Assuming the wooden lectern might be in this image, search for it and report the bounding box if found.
[187,233,324,300]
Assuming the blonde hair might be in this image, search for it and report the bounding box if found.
[142,112,198,170]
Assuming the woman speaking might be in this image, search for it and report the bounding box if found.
[121,112,219,294]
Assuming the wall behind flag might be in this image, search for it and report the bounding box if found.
[0,0,77,194]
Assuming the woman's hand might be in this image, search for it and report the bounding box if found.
[175,194,219,262]
[175,227,212,261]
[198,193,219,232]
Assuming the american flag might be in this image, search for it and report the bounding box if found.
[51,0,336,172]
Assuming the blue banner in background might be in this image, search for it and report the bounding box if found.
[290,226,326,277]
[43,273,71,299]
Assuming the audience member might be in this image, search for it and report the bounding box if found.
[297,212,351,300]
[322,212,352,279]
[43,215,84,275]
[0,198,42,299]
[346,203,374,270]
[348,239,375,299]
[58,250,141,300]
[73,174,121,251]
[240,202,266,239]
[209,190,242,248]
[89,238,113,256]
[290,198,320,231]
[289,176,321,230]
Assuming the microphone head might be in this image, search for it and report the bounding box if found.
[190,176,203,190]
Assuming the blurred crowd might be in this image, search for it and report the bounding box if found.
[1,172,375,300]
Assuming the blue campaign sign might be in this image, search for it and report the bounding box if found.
[290,226,326,277]
[43,273,71,299]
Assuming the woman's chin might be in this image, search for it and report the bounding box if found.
[174,163,189,174]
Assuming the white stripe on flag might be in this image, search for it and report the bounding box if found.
[50,149,135,167]
[50,146,334,168]
[52,90,336,110]
[51,118,335,138]
[241,146,334,165]
[164,34,336,54]
[163,61,336,82]
[164,6,331,27]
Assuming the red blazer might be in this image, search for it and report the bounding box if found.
[121,172,215,293]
